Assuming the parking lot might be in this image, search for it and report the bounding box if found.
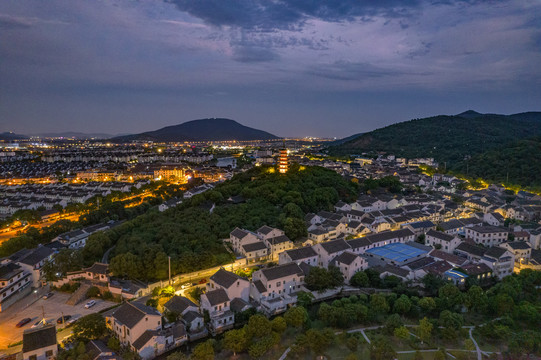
[0,288,116,352]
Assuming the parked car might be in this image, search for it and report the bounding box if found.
[84,300,96,309]
[31,320,44,328]
[198,278,207,284]
[180,283,192,290]
[16,318,32,328]
[43,292,54,299]
[57,315,72,324]
[65,317,78,327]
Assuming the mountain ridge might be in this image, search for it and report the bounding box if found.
[112,118,279,142]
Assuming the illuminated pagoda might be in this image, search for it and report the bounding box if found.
[278,147,288,174]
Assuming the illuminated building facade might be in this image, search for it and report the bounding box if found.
[279,149,288,174]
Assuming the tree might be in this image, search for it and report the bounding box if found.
[192,340,215,360]
[419,297,436,313]
[393,294,412,315]
[438,283,463,310]
[419,317,433,344]
[296,291,314,308]
[284,306,307,328]
[223,328,248,356]
[107,337,120,352]
[394,326,410,341]
[167,352,188,360]
[86,286,100,298]
[413,350,423,360]
[304,266,344,291]
[384,314,403,334]
[370,294,390,314]
[434,348,447,360]
[370,337,397,360]
[271,317,287,333]
[247,314,271,338]
[72,313,106,340]
[350,271,369,287]
[306,328,335,355]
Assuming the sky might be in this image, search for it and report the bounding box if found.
[1,0,540,138]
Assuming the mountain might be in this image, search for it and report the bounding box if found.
[112,118,279,142]
[0,132,28,141]
[452,137,541,189]
[329,111,541,165]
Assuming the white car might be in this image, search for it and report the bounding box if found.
[180,283,192,290]
[84,300,96,309]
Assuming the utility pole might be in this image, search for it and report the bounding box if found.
[42,306,45,324]
[61,311,65,327]
[168,256,171,286]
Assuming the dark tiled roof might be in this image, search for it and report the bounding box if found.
[261,263,303,281]
[164,296,197,314]
[505,241,531,250]
[468,225,508,234]
[459,217,483,226]
[267,234,292,245]
[23,325,57,353]
[484,246,507,259]
[429,249,467,265]
[373,264,409,278]
[172,323,187,339]
[182,310,202,324]
[456,242,486,257]
[423,260,453,275]
[112,302,160,329]
[426,229,455,242]
[408,220,435,229]
[210,268,246,288]
[231,228,249,239]
[284,246,317,261]
[462,263,492,275]
[257,225,275,235]
[86,340,111,360]
[405,257,435,270]
[331,251,358,266]
[320,239,351,254]
[439,219,464,231]
[365,228,415,245]
[204,288,229,306]
[17,246,54,265]
[230,297,251,313]
[347,237,372,249]
[242,242,267,252]
[85,263,109,275]
[253,280,266,294]
[0,262,23,281]
[132,330,157,351]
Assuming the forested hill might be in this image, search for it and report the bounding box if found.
[112,118,279,142]
[329,111,541,165]
[451,137,541,189]
[82,165,359,281]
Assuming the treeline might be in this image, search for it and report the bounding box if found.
[0,181,184,258]
[177,269,541,359]
[329,113,541,166]
[450,137,541,190]
[83,165,359,281]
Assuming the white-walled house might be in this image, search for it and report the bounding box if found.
[22,325,58,360]
[200,288,234,334]
[279,246,318,267]
[466,226,509,247]
[107,302,162,348]
[425,229,461,253]
[330,251,367,283]
[207,268,250,302]
[250,263,304,315]
[313,239,351,268]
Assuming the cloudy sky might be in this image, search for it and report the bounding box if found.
[1,0,540,138]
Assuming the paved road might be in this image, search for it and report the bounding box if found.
[0,289,115,352]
